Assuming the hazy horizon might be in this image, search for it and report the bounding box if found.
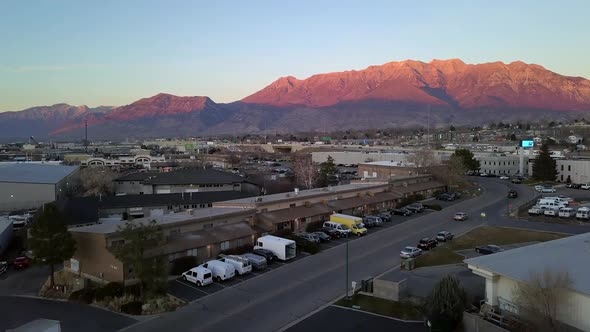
[1,0,589,112]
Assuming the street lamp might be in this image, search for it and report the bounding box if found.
[345,234,350,301]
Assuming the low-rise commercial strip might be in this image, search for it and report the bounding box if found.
[67,175,445,283]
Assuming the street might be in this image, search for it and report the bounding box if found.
[123,178,585,332]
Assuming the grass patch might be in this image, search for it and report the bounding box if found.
[415,226,567,268]
[336,294,423,321]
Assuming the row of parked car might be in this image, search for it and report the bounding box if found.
[182,235,296,286]
[526,196,590,219]
[399,231,455,258]
[436,192,462,201]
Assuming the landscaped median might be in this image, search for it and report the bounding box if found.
[415,226,566,268]
[336,294,424,321]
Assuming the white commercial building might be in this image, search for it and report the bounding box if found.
[466,233,590,332]
[476,153,529,176]
[554,159,590,184]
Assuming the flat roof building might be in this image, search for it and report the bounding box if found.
[0,163,79,212]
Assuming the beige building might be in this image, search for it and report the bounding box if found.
[66,207,257,283]
[466,233,590,332]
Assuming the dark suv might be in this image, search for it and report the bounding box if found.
[507,189,518,198]
[252,249,277,263]
[417,237,437,250]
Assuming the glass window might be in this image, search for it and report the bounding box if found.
[187,248,198,256]
[568,165,571,171]
[220,241,230,251]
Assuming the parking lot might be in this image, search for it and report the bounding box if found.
[168,196,469,303]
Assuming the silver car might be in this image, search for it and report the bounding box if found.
[400,246,422,259]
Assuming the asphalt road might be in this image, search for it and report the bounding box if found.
[286,306,427,332]
[0,296,136,332]
[124,178,554,332]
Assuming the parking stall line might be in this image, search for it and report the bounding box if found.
[175,279,210,295]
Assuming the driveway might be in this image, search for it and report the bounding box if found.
[285,305,427,332]
[0,296,136,332]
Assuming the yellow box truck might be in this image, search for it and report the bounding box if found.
[329,213,367,236]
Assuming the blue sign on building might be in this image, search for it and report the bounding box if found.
[521,140,534,148]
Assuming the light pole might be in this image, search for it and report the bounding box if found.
[345,234,350,301]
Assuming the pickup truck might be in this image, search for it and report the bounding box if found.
[528,207,543,215]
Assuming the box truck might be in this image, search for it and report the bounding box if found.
[254,235,296,261]
[330,213,367,236]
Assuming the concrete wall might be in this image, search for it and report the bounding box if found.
[462,312,510,332]
[372,278,407,301]
[0,182,56,211]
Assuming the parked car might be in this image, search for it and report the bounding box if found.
[320,227,343,239]
[252,249,277,263]
[576,207,590,221]
[543,207,559,217]
[322,221,353,237]
[450,192,461,199]
[453,212,468,221]
[181,266,213,286]
[558,207,576,218]
[534,185,544,192]
[436,231,454,242]
[219,255,252,276]
[405,203,424,213]
[12,256,30,269]
[377,213,392,222]
[363,216,383,227]
[391,208,412,216]
[581,184,590,190]
[507,189,518,198]
[541,187,557,193]
[241,253,267,270]
[475,245,504,255]
[199,260,235,282]
[312,231,331,242]
[567,183,582,189]
[297,232,321,243]
[511,178,522,184]
[417,237,437,250]
[528,206,543,215]
[400,246,422,259]
[436,193,454,201]
[499,175,510,180]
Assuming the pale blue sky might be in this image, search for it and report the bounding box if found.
[0,0,588,111]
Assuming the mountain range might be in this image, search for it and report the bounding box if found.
[2,59,590,141]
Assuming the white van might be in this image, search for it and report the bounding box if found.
[538,201,567,209]
[199,260,235,282]
[558,207,575,218]
[322,221,353,237]
[576,207,590,221]
[543,197,570,205]
[543,207,560,217]
[219,255,252,276]
[181,266,213,286]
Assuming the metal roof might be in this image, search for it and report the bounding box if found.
[465,232,590,296]
[70,207,256,234]
[114,168,248,185]
[0,163,78,184]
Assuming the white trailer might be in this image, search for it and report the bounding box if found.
[254,235,296,261]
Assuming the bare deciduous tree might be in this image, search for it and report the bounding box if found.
[513,269,573,332]
[431,156,464,187]
[292,154,318,189]
[79,167,116,196]
[406,149,436,173]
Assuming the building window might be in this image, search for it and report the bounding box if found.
[237,237,247,247]
[183,205,189,209]
[220,241,230,251]
[561,175,564,181]
[290,203,296,208]
[561,165,564,171]
[167,205,173,210]
[568,165,571,171]
[208,203,212,207]
[186,248,198,257]
[200,204,206,208]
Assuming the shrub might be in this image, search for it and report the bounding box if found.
[424,204,442,211]
[94,282,124,301]
[124,284,141,297]
[69,288,95,304]
[121,300,143,315]
[305,221,323,233]
[170,256,198,276]
[220,244,254,256]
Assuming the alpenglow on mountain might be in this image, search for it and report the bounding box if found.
[1,59,589,140]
